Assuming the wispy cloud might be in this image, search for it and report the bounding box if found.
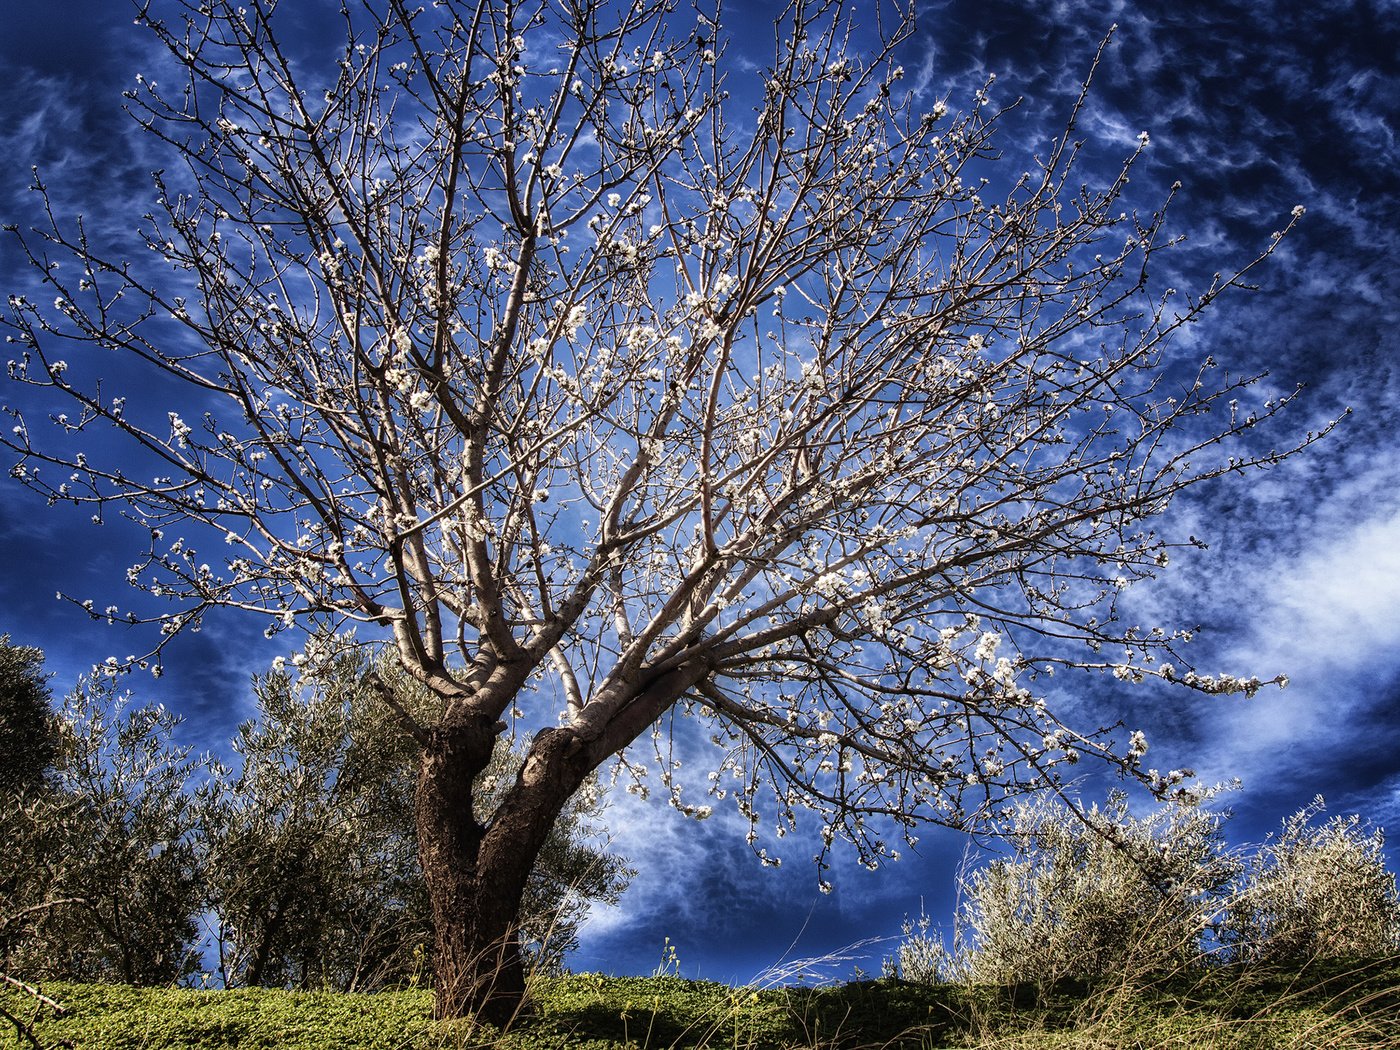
[1191,508,1400,772]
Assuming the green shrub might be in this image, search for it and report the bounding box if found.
[953,791,1236,986]
[893,908,963,986]
[1222,796,1400,964]
[0,636,57,798]
[1,677,203,985]
[897,790,1400,998]
[0,983,438,1050]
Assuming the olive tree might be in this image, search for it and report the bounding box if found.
[201,649,428,991]
[0,674,202,985]
[952,791,1237,985]
[0,635,62,997]
[1222,798,1400,964]
[1,0,1322,1020]
[0,636,58,799]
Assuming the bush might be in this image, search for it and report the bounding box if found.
[945,791,1237,985]
[1222,796,1400,964]
[891,908,962,986]
[0,635,58,797]
[898,790,1400,991]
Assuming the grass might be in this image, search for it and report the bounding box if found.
[5,960,1400,1049]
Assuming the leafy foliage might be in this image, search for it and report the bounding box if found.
[0,635,57,797]
[0,983,439,1050]
[896,791,1400,990]
[892,908,962,987]
[953,791,1237,985]
[0,635,63,982]
[1221,796,1400,964]
[200,652,428,991]
[7,964,1400,1049]
[0,676,202,985]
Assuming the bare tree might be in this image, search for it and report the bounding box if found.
[2,0,1324,1021]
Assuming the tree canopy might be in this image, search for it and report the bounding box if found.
[0,635,58,797]
[1,0,1324,1020]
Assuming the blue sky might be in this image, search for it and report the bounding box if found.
[1,0,1398,983]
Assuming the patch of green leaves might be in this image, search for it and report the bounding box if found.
[7,963,1400,1050]
[0,984,437,1050]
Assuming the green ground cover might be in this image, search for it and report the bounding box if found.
[5,961,1400,1049]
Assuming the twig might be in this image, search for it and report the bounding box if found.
[0,971,71,1050]
[1,973,69,1016]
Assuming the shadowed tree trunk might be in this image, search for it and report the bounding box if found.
[416,663,705,1021]
[416,716,594,1024]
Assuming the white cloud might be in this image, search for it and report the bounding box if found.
[1249,513,1400,669]
[578,786,732,940]
[1164,507,1400,786]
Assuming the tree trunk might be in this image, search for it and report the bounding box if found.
[415,717,592,1025]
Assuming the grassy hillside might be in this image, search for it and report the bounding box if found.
[5,961,1400,1049]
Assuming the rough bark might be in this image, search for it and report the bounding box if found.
[415,713,593,1024]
